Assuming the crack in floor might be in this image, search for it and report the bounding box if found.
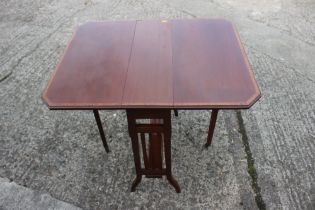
[245,44,315,84]
[0,70,12,83]
[0,4,90,85]
[236,110,266,210]
[163,2,197,18]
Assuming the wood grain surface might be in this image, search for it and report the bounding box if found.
[122,20,173,107]
[172,19,260,108]
[43,21,136,108]
[42,19,260,109]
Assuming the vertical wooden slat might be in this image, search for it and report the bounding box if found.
[148,119,163,178]
[163,111,181,193]
[127,110,142,191]
[140,133,149,169]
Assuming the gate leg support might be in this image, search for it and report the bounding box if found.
[93,109,110,153]
[205,109,219,148]
[174,109,179,117]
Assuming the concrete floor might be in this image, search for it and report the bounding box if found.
[0,0,314,209]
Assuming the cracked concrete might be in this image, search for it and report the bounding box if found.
[0,0,314,209]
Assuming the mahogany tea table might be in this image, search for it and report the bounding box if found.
[42,19,261,193]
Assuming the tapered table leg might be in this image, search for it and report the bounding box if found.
[127,110,143,192]
[174,109,178,117]
[205,109,219,148]
[93,109,110,153]
[163,112,181,193]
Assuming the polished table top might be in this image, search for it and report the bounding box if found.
[42,19,260,110]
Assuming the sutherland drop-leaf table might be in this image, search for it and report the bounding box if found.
[42,19,261,193]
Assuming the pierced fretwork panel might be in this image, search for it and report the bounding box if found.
[126,109,180,193]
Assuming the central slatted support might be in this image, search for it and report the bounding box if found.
[126,109,181,193]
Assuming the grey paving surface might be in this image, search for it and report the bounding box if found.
[0,177,81,210]
[0,0,314,209]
